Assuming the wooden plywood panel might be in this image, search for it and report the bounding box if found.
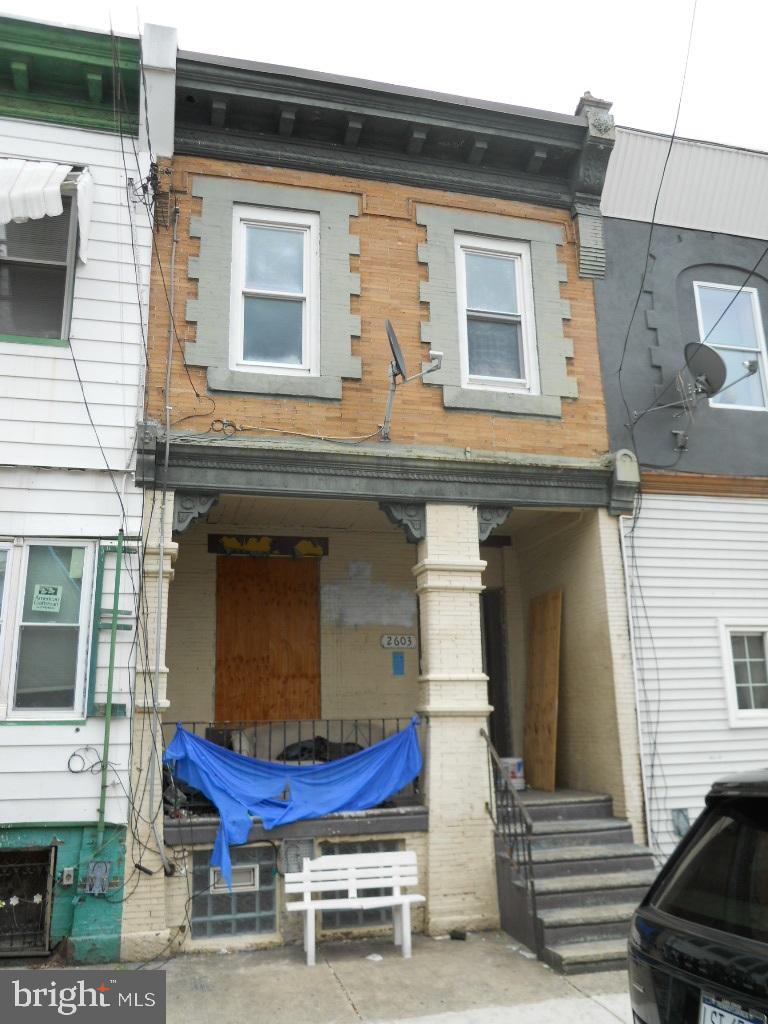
[523,589,562,792]
[215,557,320,722]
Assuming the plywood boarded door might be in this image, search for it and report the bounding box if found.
[215,557,320,721]
[523,589,562,791]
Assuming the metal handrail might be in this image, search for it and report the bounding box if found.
[480,728,542,958]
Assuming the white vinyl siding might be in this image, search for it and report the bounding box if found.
[0,118,150,472]
[622,493,768,857]
[0,117,148,827]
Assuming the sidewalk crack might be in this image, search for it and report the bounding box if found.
[323,955,364,1021]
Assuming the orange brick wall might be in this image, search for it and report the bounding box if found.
[146,157,609,460]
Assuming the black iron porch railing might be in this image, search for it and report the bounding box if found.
[163,717,423,819]
[480,728,542,958]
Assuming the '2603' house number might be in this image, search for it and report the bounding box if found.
[380,635,417,649]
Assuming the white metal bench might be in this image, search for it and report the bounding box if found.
[285,850,425,966]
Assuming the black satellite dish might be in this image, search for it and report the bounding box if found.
[684,342,727,397]
[385,319,408,380]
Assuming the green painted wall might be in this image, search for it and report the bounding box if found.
[0,824,126,963]
[0,17,139,133]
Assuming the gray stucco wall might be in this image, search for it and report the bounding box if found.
[595,218,768,475]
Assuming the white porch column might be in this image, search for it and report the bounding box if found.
[120,489,178,961]
[414,503,498,934]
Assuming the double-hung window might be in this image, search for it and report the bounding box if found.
[0,541,95,718]
[0,194,77,342]
[455,233,539,393]
[230,205,319,375]
[721,623,768,727]
[693,282,768,410]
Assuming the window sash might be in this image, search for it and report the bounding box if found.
[230,206,319,376]
[721,622,768,727]
[4,541,94,719]
[455,234,539,393]
[693,282,768,411]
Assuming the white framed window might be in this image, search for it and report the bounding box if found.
[210,864,260,893]
[693,282,768,411]
[455,233,540,394]
[0,540,95,720]
[0,194,78,343]
[719,621,768,728]
[229,205,320,376]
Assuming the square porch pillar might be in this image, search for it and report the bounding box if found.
[414,503,499,934]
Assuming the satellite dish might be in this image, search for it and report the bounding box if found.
[385,320,408,380]
[684,342,727,397]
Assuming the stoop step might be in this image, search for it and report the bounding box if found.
[544,937,630,975]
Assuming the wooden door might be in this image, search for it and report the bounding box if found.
[523,589,562,791]
[482,589,512,757]
[215,557,320,721]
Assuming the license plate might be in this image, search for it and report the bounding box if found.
[700,992,767,1024]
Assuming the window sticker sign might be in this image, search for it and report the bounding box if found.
[31,584,62,613]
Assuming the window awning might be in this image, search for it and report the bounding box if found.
[0,159,94,263]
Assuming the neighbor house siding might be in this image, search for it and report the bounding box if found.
[621,492,768,855]
[0,117,150,472]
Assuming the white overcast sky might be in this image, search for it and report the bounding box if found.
[3,0,767,152]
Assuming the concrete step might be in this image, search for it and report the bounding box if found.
[530,843,656,878]
[531,868,656,909]
[544,937,629,974]
[529,818,634,850]
[538,901,637,945]
[521,794,614,823]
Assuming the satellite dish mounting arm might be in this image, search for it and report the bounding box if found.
[380,319,442,441]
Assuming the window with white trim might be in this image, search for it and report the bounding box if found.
[455,233,539,394]
[730,632,768,711]
[693,282,768,411]
[229,205,319,376]
[0,195,77,342]
[0,541,95,718]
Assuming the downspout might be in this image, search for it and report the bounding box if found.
[97,528,124,847]
[146,200,179,876]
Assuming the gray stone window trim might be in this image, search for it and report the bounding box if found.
[186,177,361,399]
[416,205,576,417]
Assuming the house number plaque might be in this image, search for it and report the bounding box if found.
[380,634,417,649]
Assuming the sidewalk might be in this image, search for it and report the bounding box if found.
[160,932,632,1024]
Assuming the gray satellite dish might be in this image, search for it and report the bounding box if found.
[684,342,727,397]
[385,320,408,380]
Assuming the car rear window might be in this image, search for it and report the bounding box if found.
[651,797,768,944]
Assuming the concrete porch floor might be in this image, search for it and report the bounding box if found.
[154,931,632,1024]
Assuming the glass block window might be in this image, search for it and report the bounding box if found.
[191,846,276,938]
[730,632,768,711]
[319,839,400,930]
[0,196,76,340]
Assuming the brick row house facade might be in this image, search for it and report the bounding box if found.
[125,46,647,970]
[0,17,689,971]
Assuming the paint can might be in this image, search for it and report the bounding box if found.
[499,757,525,791]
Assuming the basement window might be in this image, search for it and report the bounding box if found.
[191,846,276,938]
[319,839,400,930]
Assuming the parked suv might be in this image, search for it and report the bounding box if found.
[630,770,768,1024]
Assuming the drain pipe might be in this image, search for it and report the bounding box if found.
[96,529,124,848]
[146,200,179,877]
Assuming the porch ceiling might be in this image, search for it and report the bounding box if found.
[204,495,399,533]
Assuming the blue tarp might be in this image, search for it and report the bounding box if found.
[164,719,422,886]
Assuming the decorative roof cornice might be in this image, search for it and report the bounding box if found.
[0,17,139,133]
[174,54,613,211]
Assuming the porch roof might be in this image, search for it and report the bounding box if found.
[137,424,637,515]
